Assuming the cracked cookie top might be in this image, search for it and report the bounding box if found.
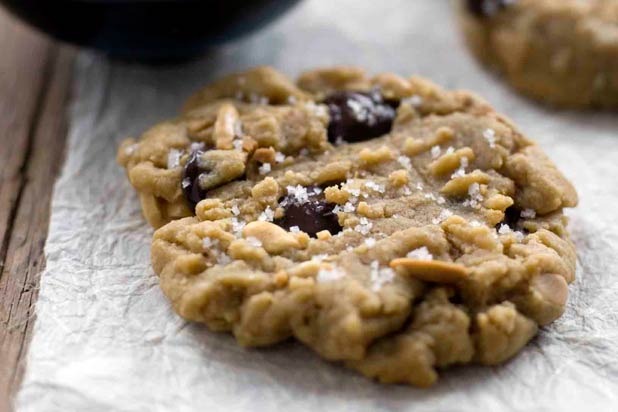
[118,66,578,387]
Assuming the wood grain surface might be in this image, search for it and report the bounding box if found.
[0,9,75,411]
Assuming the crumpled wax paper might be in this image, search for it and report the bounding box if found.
[15,0,618,410]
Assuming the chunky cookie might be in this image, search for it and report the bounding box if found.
[119,67,578,387]
[459,0,618,108]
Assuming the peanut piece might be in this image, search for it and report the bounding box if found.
[390,258,469,283]
[242,221,302,254]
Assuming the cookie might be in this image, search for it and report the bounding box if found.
[458,0,618,108]
[118,67,578,386]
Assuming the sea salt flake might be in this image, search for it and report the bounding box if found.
[397,155,412,170]
[287,185,310,203]
[274,152,286,163]
[431,145,442,159]
[513,231,525,242]
[365,181,385,193]
[365,238,377,248]
[232,139,243,151]
[190,142,205,152]
[416,183,424,190]
[406,246,433,260]
[354,217,373,235]
[231,218,246,235]
[316,266,346,283]
[445,146,455,155]
[167,149,182,169]
[432,209,453,225]
[402,187,412,195]
[483,128,496,148]
[437,196,446,205]
[246,236,263,248]
[258,163,272,175]
[343,202,355,213]
[181,177,191,189]
[521,208,536,219]
[217,253,231,265]
[290,226,300,233]
[469,220,482,227]
[258,207,274,222]
[498,224,512,235]
[202,237,219,249]
[312,254,328,262]
[231,205,240,216]
[370,261,395,291]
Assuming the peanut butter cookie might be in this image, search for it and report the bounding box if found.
[118,66,578,386]
[459,0,618,108]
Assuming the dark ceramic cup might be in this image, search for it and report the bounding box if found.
[1,0,301,59]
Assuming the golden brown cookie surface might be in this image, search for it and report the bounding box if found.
[459,0,618,109]
[118,66,577,386]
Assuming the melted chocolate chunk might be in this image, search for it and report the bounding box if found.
[497,206,528,233]
[274,186,342,237]
[182,149,208,208]
[323,90,397,144]
[466,0,513,17]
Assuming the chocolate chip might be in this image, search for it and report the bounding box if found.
[323,90,397,144]
[274,186,342,237]
[466,0,513,17]
[181,149,208,208]
[498,206,528,233]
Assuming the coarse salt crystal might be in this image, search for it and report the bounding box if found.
[521,209,536,219]
[498,224,512,235]
[287,185,310,203]
[397,155,412,170]
[258,207,275,222]
[343,202,355,213]
[274,152,285,163]
[202,237,219,249]
[290,226,300,233]
[246,236,262,248]
[483,128,496,148]
[369,261,395,291]
[431,145,441,159]
[406,246,433,260]
[432,209,453,224]
[232,139,243,151]
[316,266,346,283]
[258,163,272,175]
[167,149,182,169]
[312,254,328,262]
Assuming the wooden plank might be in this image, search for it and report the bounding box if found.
[0,9,75,411]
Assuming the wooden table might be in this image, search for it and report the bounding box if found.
[0,9,75,411]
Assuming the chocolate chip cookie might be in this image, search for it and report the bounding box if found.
[118,66,578,386]
[459,0,618,108]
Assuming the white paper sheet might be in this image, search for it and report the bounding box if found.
[16,1,618,410]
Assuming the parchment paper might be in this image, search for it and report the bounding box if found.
[16,1,618,410]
